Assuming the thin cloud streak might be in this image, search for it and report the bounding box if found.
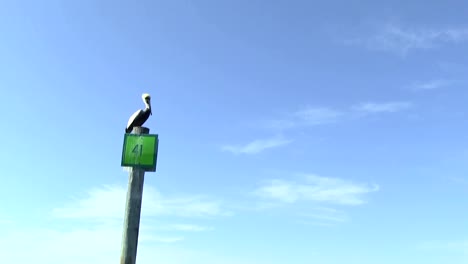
[266,102,412,131]
[143,236,185,243]
[230,101,412,156]
[353,101,413,113]
[163,224,213,232]
[298,206,349,225]
[253,174,379,206]
[221,136,292,155]
[347,24,468,55]
[294,107,343,125]
[266,107,344,131]
[410,79,461,91]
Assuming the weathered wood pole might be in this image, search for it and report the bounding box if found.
[120,126,149,264]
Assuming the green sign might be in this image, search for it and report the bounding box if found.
[121,134,159,172]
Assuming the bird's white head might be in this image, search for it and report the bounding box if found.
[142,93,151,104]
[142,93,152,114]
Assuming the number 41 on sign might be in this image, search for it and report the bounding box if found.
[121,134,159,172]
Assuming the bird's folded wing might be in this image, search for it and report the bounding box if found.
[127,109,143,128]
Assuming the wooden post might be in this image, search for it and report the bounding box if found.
[120,126,149,264]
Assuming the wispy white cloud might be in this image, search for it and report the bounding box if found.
[53,184,229,220]
[302,213,347,224]
[149,194,230,218]
[162,224,213,232]
[52,185,126,221]
[265,119,297,130]
[253,174,379,206]
[0,182,305,264]
[0,226,265,264]
[25,184,230,263]
[409,79,462,91]
[264,102,411,132]
[0,226,122,263]
[143,236,185,243]
[353,101,413,113]
[266,107,343,131]
[297,207,349,226]
[294,107,343,125]
[348,24,468,55]
[221,136,292,154]
[237,103,411,154]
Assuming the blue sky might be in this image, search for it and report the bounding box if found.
[1,0,468,263]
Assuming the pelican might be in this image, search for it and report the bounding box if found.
[125,93,152,133]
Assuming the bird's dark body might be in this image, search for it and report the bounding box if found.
[125,108,151,133]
